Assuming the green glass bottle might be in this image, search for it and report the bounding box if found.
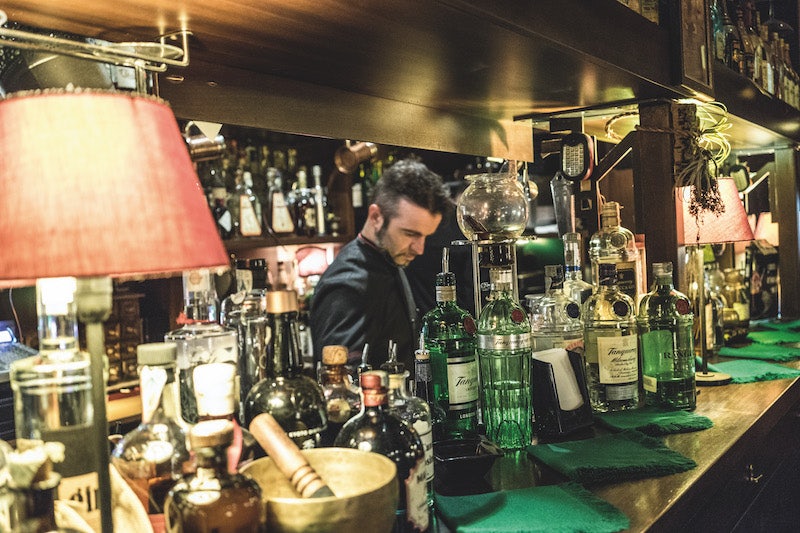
[477,266,532,451]
[420,248,480,440]
[637,262,696,410]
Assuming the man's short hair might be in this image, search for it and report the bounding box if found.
[371,158,451,222]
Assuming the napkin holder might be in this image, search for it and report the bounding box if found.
[532,348,593,437]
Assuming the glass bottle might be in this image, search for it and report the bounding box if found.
[243,289,327,449]
[637,263,696,411]
[111,342,192,520]
[413,338,447,442]
[721,268,751,343]
[312,165,327,236]
[476,266,533,451]
[583,263,640,413]
[334,371,428,533]
[530,264,584,354]
[588,201,643,302]
[165,269,239,424]
[10,278,99,528]
[382,346,434,512]
[211,186,234,240]
[232,169,263,237]
[562,232,594,304]
[221,258,270,416]
[266,168,296,235]
[165,420,263,533]
[290,169,318,237]
[420,248,479,440]
[318,345,361,447]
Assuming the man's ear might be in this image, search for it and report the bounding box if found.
[367,203,383,229]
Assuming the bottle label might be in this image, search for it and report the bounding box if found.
[140,366,168,423]
[236,270,254,292]
[596,335,638,384]
[435,285,456,302]
[271,192,296,233]
[412,419,434,482]
[217,210,233,232]
[405,458,430,531]
[239,196,262,236]
[615,260,638,299]
[352,183,363,208]
[477,333,532,351]
[447,357,479,405]
[58,471,101,531]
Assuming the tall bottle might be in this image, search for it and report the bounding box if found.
[413,338,447,442]
[476,266,533,451]
[419,248,480,440]
[211,186,234,240]
[243,290,327,449]
[382,345,434,512]
[318,345,361,447]
[562,232,594,304]
[588,201,644,302]
[111,342,192,523]
[165,269,239,424]
[529,264,584,354]
[290,169,317,237]
[312,164,327,236]
[266,168,296,235]
[165,420,263,533]
[233,169,263,237]
[334,371,428,533]
[637,263,696,411]
[583,263,640,413]
[10,278,99,528]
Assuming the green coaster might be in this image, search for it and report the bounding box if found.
[595,407,713,436]
[718,342,800,362]
[706,359,800,384]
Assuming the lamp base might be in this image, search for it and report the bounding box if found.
[696,370,732,386]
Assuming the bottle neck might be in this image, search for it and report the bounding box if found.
[320,364,351,386]
[413,359,434,402]
[387,372,411,400]
[361,387,389,409]
[182,270,219,323]
[139,363,184,426]
[194,445,230,475]
[435,284,457,304]
[267,311,303,376]
[36,278,80,360]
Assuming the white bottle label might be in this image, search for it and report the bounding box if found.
[596,334,638,384]
[352,183,363,208]
[235,270,254,292]
[239,196,262,236]
[217,210,233,232]
[405,459,429,531]
[412,419,434,482]
[271,192,296,233]
[447,358,479,405]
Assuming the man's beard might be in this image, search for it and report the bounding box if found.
[375,222,409,268]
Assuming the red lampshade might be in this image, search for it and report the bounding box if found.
[0,90,229,288]
[676,177,755,246]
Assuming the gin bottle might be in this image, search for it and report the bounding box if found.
[477,267,533,451]
[637,262,696,411]
[334,371,428,533]
[234,169,263,237]
[111,342,192,520]
[243,290,327,449]
[420,248,479,440]
[529,264,584,354]
[583,263,640,413]
[562,232,594,304]
[165,421,263,533]
[165,269,238,424]
[588,201,643,302]
[318,345,361,446]
[382,346,434,511]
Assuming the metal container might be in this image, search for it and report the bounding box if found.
[241,448,398,533]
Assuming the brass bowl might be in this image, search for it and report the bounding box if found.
[241,448,398,533]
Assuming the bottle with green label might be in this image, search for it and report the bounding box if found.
[637,262,696,410]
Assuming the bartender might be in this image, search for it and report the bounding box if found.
[309,157,450,372]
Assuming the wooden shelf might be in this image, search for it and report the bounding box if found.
[224,234,352,253]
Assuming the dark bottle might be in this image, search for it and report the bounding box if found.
[290,168,317,237]
[211,186,234,240]
[243,290,328,449]
[165,420,263,533]
[318,345,361,446]
[334,371,428,533]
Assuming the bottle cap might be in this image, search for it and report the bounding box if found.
[137,342,178,366]
[190,420,234,449]
[193,363,236,417]
[388,372,407,388]
[322,345,349,366]
[265,289,299,313]
[360,370,387,391]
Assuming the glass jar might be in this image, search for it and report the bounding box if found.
[456,173,528,241]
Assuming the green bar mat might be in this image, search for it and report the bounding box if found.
[751,318,800,332]
[434,482,629,533]
[706,359,800,384]
[595,407,713,436]
[526,430,696,485]
[746,330,800,345]
[717,342,800,362]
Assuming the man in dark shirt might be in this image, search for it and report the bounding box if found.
[310,158,450,372]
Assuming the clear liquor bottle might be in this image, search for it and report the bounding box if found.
[312,164,327,236]
[419,248,480,440]
[637,263,696,411]
[239,170,263,237]
[221,258,270,416]
[165,420,263,533]
[290,169,317,237]
[334,371,428,533]
[266,168,296,235]
[111,342,192,520]
[413,339,447,442]
[318,345,361,447]
[165,269,238,424]
[562,232,594,304]
[588,201,643,302]
[243,290,327,449]
[583,263,640,413]
[476,267,533,451]
[382,346,434,511]
[530,264,584,354]
[10,278,99,528]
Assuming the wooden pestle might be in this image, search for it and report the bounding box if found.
[249,413,336,498]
